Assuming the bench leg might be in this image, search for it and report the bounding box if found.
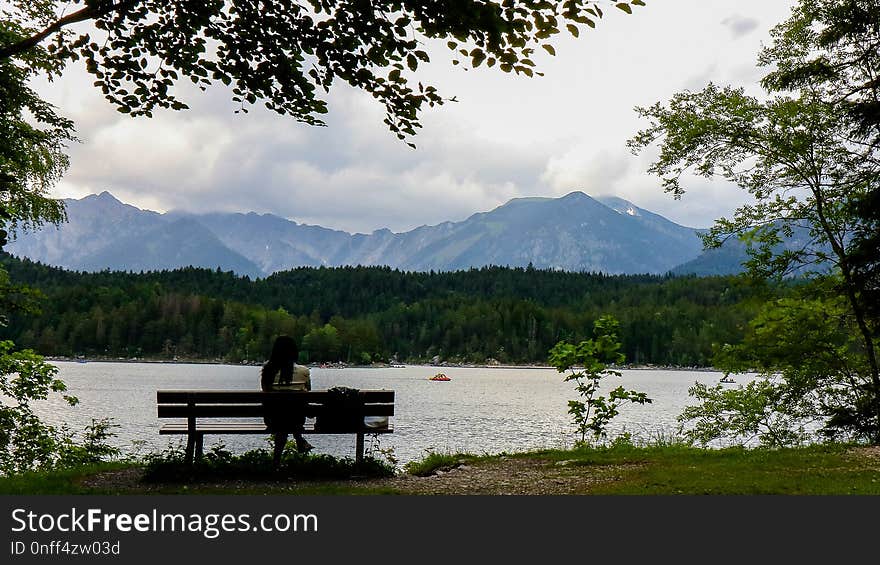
[356,432,364,466]
[273,433,288,468]
[185,435,195,465]
[195,434,204,461]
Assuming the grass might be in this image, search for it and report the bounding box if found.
[402,450,478,476]
[0,463,402,495]
[515,443,880,495]
[2,443,878,495]
[0,462,133,495]
[0,444,399,495]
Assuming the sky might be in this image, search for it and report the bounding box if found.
[36,1,798,235]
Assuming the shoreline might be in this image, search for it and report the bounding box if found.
[46,356,720,372]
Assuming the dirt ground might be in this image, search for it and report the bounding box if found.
[78,456,638,495]
[373,456,639,495]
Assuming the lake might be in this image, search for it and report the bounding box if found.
[33,361,746,465]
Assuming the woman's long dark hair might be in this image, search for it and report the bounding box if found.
[261,335,298,389]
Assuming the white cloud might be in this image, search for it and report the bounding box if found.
[40,0,798,233]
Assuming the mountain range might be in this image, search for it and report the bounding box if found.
[7,191,742,277]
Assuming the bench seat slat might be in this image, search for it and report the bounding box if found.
[159,422,393,435]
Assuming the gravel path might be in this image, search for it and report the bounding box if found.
[78,456,637,495]
[374,457,637,495]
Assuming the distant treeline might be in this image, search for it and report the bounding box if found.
[1,254,777,366]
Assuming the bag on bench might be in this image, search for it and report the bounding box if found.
[314,386,362,432]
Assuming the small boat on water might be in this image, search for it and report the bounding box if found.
[719,376,735,384]
[429,373,451,381]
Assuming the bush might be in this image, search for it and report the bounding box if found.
[57,418,122,467]
[0,342,120,475]
[141,442,396,483]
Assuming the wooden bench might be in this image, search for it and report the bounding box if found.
[156,389,394,465]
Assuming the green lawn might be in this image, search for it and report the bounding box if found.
[520,444,880,495]
[0,463,133,495]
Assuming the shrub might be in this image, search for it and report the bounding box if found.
[141,442,396,483]
[549,316,652,444]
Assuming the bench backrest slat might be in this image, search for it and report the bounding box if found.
[157,390,394,404]
[156,389,395,421]
[157,403,395,418]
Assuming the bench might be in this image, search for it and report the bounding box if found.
[156,389,394,465]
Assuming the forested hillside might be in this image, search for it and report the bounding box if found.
[2,254,775,367]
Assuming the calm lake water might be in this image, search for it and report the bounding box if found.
[33,362,749,465]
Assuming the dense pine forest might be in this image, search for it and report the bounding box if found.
[1,254,776,367]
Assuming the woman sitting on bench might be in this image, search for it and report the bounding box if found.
[261,335,313,463]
